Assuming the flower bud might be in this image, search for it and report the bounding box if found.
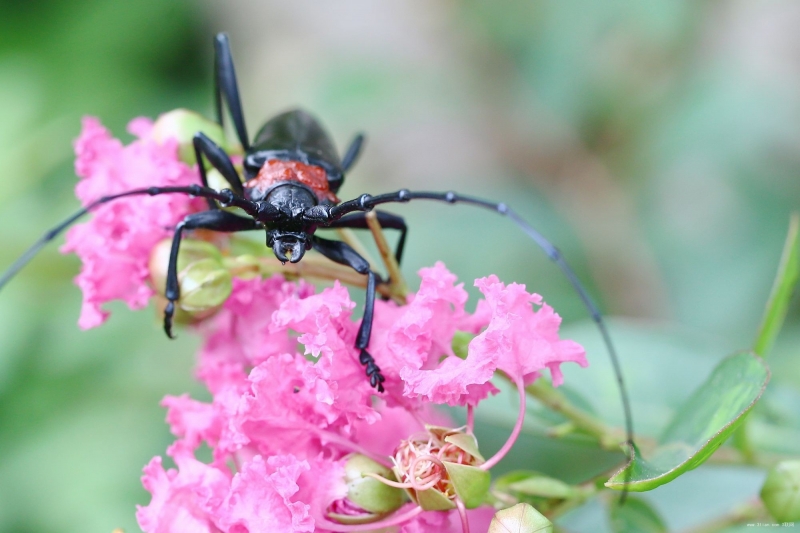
[393,426,490,511]
[178,258,232,312]
[151,109,234,164]
[488,503,553,533]
[149,238,231,316]
[150,239,224,292]
[327,454,406,525]
[761,460,800,521]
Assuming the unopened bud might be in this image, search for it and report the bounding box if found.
[178,258,232,312]
[761,460,800,521]
[488,503,553,533]
[149,238,231,315]
[151,109,235,164]
[150,239,223,292]
[327,454,406,525]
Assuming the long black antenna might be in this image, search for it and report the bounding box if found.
[329,189,635,497]
[0,185,258,291]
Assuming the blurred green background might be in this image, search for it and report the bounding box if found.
[1,1,799,531]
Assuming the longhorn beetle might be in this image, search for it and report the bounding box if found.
[0,34,633,473]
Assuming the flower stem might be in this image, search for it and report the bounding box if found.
[365,211,408,303]
[525,380,624,450]
[456,498,470,533]
[482,375,526,470]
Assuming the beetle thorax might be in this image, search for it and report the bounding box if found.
[244,160,338,204]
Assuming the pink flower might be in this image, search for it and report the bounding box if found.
[396,267,585,406]
[61,117,203,328]
[61,112,588,532]
[471,275,587,386]
[197,276,315,394]
[137,443,315,533]
[139,263,586,532]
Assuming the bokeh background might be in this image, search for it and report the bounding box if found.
[1,1,799,531]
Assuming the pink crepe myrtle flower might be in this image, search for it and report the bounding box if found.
[61,116,204,329]
[137,264,586,532]
[58,112,588,531]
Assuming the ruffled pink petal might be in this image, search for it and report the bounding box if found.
[369,262,478,405]
[163,394,221,451]
[62,116,204,328]
[197,276,314,393]
[216,455,314,533]
[136,444,231,533]
[472,275,588,386]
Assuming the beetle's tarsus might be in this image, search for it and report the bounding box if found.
[164,301,176,339]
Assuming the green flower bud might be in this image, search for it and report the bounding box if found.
[149,239,224,293]
[488,503,553,533]
[761,460,800,521]
[151,109,234,164]
[327,454,407,525]
[149,238,231,316]
[178,258,232,312]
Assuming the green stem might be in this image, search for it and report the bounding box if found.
[734,212,798,461]
[525,380,624,451]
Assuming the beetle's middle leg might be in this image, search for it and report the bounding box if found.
[324,211,408,267]
[164,210,258,337]
[311,235,386,392]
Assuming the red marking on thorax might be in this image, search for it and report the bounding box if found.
[245,160,338,203]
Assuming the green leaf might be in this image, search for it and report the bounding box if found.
[488,503,553,533]
[606,351,770,491]
[608,497,667,533]
[509,475,577,499]
[753,212,800,358]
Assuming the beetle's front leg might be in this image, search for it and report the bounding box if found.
[163,210,258,337]
[311,235,386,392]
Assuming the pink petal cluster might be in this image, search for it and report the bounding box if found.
[61,117,204,328]
[138,263,586,532]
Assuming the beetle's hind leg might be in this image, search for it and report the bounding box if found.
[324,211,407,266]
[163,209,258,338]
[214,33,250,150]
[323,211,408,302]
[311,235,386,392]
[193,133,245,209]
[341,133,366,172]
